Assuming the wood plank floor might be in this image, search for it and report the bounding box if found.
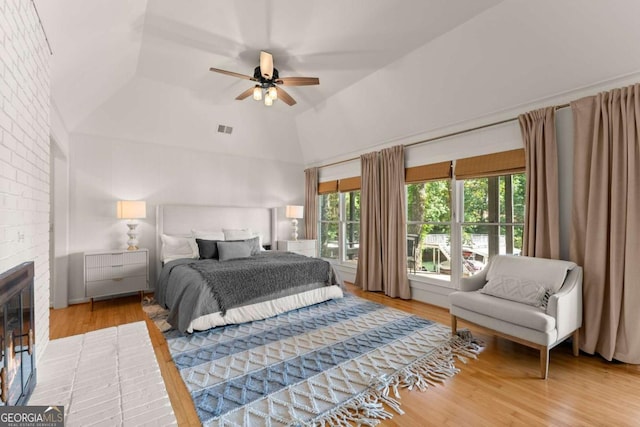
[50,285,640,427]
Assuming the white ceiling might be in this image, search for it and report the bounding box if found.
[34,1,640,166]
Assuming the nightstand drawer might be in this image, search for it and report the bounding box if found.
[277,240,317,257]
[86,276,148,298]
[85,251,147,268]
[85,263,147,282]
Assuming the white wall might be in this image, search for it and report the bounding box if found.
[0,1,51,358]
[67,133,304,303]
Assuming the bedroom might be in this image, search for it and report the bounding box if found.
[1,0,640,425]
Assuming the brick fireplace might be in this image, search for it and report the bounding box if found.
[0,262,36,406]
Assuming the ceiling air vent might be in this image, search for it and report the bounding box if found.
[217,124,233,134]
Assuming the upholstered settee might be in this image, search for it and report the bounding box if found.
[449,255,582,379]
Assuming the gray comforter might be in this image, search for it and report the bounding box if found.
[156,252,336,333]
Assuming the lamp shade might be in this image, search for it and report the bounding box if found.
[116,200,146,219]
[285,205,304,219]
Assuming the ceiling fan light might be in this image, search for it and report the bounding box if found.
[264,95,273,106]
[268,86,277,100]
[252,86,262,101]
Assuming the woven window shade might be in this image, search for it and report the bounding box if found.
[455,148,525,179]
[318,180,338,194]
[405,161,452,183]
[338,176,361,192]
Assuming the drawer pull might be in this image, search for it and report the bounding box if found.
[113,278,124,282]
[111,264,124,268]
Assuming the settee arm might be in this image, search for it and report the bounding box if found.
[547,266,583,340]
[458,267,488,292]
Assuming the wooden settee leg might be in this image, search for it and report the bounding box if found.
[572,329,580,356]
[540,347,549,379]
[451,314,457,336]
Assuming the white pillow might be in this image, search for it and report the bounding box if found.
[192,229,225,241]
[161,234,198,263]
[480,275,548,308]
[222,228,253,240]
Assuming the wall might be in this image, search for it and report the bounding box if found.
[66,133,304,303]
[0,1,51,357]
[297,1,640,165]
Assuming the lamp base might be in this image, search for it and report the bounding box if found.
[291,218,299,241]
[126,222,140,251]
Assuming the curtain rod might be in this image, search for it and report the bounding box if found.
[318,102,571,169]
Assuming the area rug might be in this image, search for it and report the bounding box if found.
[160,294,482,426]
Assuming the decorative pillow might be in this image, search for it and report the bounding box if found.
[217,241,252,261]
[486,255,576,294]
[161,234,198,262]
[481,275,549,308]
[227,236,261,256]
[195,238,223,259]
[192,229,225,241]
[222,228,253,241]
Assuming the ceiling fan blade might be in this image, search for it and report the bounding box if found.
[260,51,274,79]
[275,76,320,86]
[275,86,296,106]
[210,67,257,81]
[235,86,255,101]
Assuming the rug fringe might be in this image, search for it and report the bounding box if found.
[302,330,483,427]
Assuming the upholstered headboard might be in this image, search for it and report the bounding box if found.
[155,204,276,276]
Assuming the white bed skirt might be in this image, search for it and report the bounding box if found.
[188,285,344,333]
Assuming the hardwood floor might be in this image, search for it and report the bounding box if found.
[50,286,640,427]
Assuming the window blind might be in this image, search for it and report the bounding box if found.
[405,161,452,183]
[338,176,361,192]
[318,180,338,194]
[455,148,525,179]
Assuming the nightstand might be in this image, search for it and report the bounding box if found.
[84,248,149,310]
[277,240,317,257]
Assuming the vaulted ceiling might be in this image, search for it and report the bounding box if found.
[35,1,640,165]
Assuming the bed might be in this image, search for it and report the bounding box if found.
[155,204,344,333]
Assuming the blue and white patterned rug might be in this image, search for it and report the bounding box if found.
[163,294,482,426]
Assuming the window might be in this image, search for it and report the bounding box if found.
[343,191,360,263]
[406,150,526,285]
[406,180,451,280]
[318,192,339,259]
[460,173,525,275]
[318,186,360,262]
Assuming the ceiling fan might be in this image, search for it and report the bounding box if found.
[209,51,319,106]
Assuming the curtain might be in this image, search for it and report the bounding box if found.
[519,107,560,259]
[304,167,318,240]
[380,146,410,299]
[570,83,640,363]
[355,152,383,291]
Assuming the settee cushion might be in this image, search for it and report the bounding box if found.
[450,290,556,332]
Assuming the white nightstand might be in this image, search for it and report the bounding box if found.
[277,240,317,257]
[84,248,149,310]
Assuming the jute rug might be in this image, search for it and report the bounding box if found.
[146,294,482,426]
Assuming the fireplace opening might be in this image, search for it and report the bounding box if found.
[0,262,36,406]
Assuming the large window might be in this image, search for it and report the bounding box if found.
[461,173,525,275]
[318,189,360,262]
[406,180,451,280]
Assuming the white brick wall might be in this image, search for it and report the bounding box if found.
[0,1,51,358]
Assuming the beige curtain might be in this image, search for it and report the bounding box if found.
[380,146,410,299]
[304,167,318,239]
[355,152,383,291]
[519,107,560,259]
[570,83,640,363]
